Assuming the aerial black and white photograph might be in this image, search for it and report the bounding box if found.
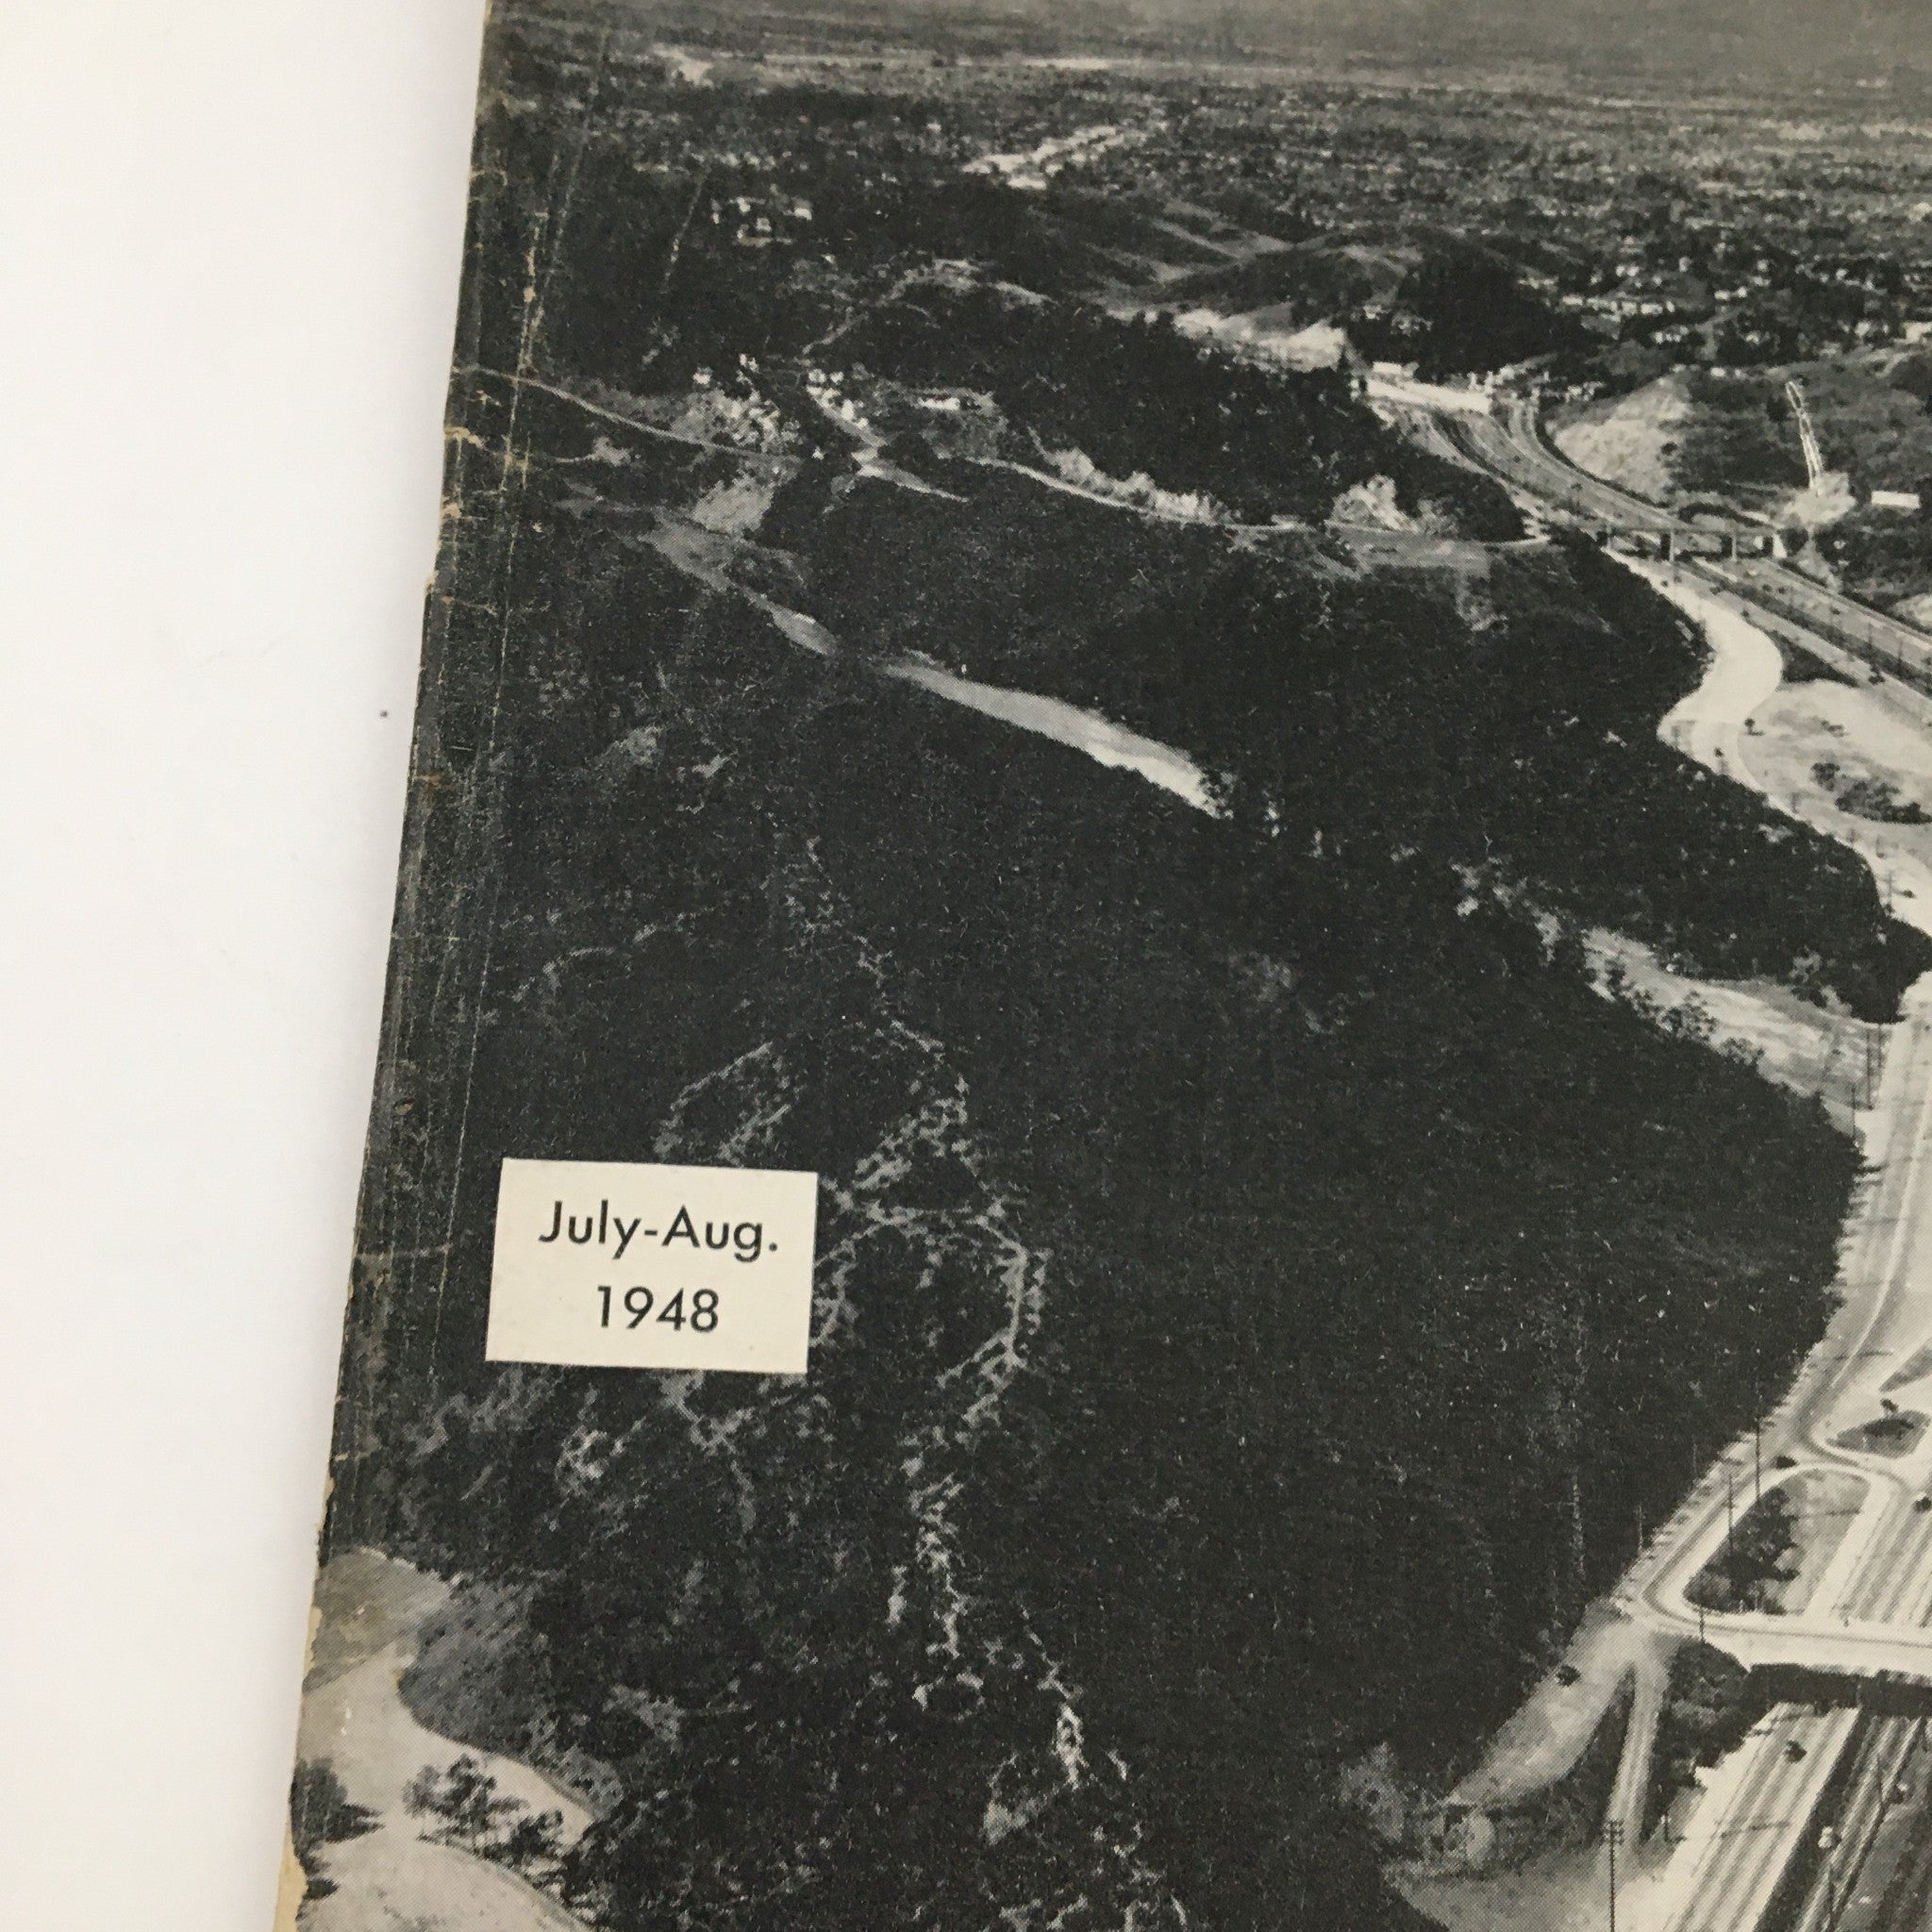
[280,4,1932,1930]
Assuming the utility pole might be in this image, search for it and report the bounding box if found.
[1755,1418,1762,1505]
[1604,1819,1624,1932]
[1725,1460,1737,1601]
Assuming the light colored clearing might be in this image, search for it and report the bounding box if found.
[1809,752,1931,824]
[1551,375,1691,506]
[887,658,1216,814]
[654,45,711,86]
[1172,308,1347,370]
[641,520,837,660]
[1399,1843,1606,1932]
[1365,367,1494,415]
[968,449,1293,532]
[961,123,1134,192]
[1412,1652,1657,1923]
[766,602,839,658]
[1583,929,1881,1129]
[1330,475,1421,533]
[1639,564,1783,773]
[1634,562,1932,942]
[1896,591,1932,629]
[294,1550,592,1932]
[1739,680,1932,939]
[308,1838,587,1932]
[590,724,662,786]
[1779,469,1859,531]
[1757,678,1932,798]
[306,1546,447,1690]
[642,514,1215,813]
[856,451,967,500]
[1039,445,1226,524]
[689,472,776,537]
[1330,525,1505,575]
[669,379,794,456]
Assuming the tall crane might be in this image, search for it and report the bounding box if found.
[1785,378,1826,489]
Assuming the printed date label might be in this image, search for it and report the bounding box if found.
[487,1158,818,1374]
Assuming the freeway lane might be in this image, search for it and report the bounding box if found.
[1657,1708,1930,1932]
[1443,399,1696,532]
[1842,1503,1932,1625]
[1622,641,1932,1696]
[1831,1720,1932,1932]
[1709,558,1932,691]
[1651,1704,1860,1932]
[1418,397,1932,1932]
[1618,551,1932,1932]
[1471,394,1932,681]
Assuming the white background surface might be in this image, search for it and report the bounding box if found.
[2,4,488,1925]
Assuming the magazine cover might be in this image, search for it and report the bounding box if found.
[280,6,1932,1930]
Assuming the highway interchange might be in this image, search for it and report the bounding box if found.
[1410,391,1932,1932]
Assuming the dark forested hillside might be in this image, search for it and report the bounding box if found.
[769,459,1926,1016]
[466,54,1518,536]
[333,379,1864,1930]
[314,19,1915,1932]
[826,284,1524,532]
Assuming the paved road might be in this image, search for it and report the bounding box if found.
[1708,558,1932,691]
[1424,398,1932,1932]
[1651,1707,1927,1932]
[1648,1704,1860,1932]
[1832,1720,1932,1932]
[1444,399,1692,530]
[1841,1503,1932,1624]
[1792,1716,1928,1932]
[1468,396,1932,678]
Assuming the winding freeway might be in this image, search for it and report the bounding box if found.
[1410,391,1932,1932]
[1458,393,1932,690]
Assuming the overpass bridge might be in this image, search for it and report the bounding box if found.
[1602,524,1779,562]
[1407,391,1932,693]
[1419,400,1782,558]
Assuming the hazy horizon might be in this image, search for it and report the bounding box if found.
[598,0,1932,84]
